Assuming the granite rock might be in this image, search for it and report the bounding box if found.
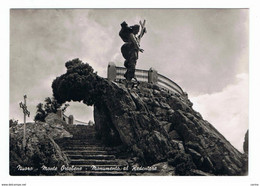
[52,59,247,175]
[10,113,71,175]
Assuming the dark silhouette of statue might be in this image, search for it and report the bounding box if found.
[119,20,146,84]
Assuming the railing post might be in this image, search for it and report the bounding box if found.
[68,115,74,125]
[148,67,158,84]
[107,62,117,81]
[56,108,63,119]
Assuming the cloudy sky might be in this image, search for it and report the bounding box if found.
[10,9,248,152]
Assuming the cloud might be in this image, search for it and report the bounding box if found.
[10,9,248,143]
[65,102,94,123]
[189,73,249,152]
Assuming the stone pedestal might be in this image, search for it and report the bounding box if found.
[148,67,158,84]
[68,115,74,125]
[107,62,117,81]
[56,109,63,119]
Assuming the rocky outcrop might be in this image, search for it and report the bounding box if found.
[10,113,72,175]
[242,130,248,175]
[243,130,248,154]
[52,59,247,175]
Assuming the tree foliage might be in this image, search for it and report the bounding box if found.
[9,119,18,128]
[34,97,69,122]
[51,58,100,106]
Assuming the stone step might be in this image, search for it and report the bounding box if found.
[60,144,105,148]
[67,131,96,133]
[65,126,95,130]
[56,138,101,144]
[70,159,127,166]
[64,150,116,155]
[66,135,97,139]
[63,146,114,151]
[60,140,102,144]
[60,139,101,143]
[73,171,126,176]
[59,138,100,141]
[67,126,95,129]
[67,128,95,130]
[65,138,99,141]
[60,144,104,149]
[67,128,96,131]
[66,137,97,140]
[67,154,116,160]
[59,142,103,146]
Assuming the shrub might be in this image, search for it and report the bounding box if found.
[34,97,69,122]
[9,119,18,128]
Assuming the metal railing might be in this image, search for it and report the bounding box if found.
[62,114,89,125]
[157,74,184,95]
[74,119,89,125]
[112,65,184,95]
[115,67,149,82]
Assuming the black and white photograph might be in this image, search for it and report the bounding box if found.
[8,8,249,177]
[1,0,260,184]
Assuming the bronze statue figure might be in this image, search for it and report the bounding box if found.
[119,20,146,85]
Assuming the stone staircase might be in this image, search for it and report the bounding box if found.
[57,125,129,176]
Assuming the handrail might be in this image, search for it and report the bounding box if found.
[114,66,184,95]
[115,67,149,82]
[62,114,89,125]
[157,73,184,95]
[74,119,88,125]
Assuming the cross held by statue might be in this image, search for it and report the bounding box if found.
[19,95,30,150]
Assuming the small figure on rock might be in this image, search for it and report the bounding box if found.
[119,20,146,87]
